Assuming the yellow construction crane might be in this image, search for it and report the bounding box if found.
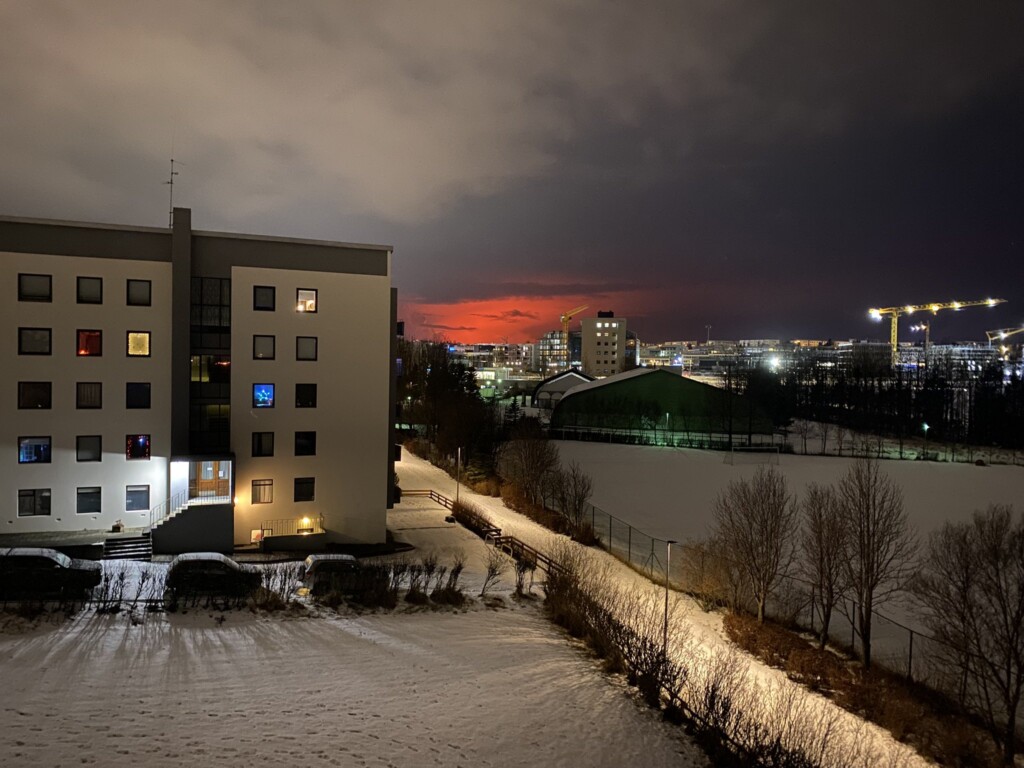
[986,326,1024,345]
[868,297,1006,367]
[559,305,588,369]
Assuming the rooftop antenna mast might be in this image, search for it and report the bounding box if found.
[165,155,181,228]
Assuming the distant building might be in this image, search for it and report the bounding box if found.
[2,209,395,553]
[531,370,593,411]
[581,311,627,377]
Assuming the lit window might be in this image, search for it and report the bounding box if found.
[18,489,51,517]
[19,327,51,355]
[127,332,151,357]
[126,434,151,460]
[77,277,103,304]
[295,431,317,456]
[252,432,274,457]
[127,279,152,306]
[77,382,102,409]
[77,329,102,356]
[126,382,151,409]
[77,435,102,462]
[294,477,315,502]
[296,289,318,313]
[77,487,101,514]
[18,436,51,464]
[18,382,51,409]
[296,336,318,361]
[253,384,275,408]
[18,274,51,302]
[126,485,150,511]
[252,479,273,504]
[253,285,275,311]
[253,335,275,360]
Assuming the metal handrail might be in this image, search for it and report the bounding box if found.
[259,515,326,538]
[148,489,189,529]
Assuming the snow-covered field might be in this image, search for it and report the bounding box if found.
[0,501,704,768]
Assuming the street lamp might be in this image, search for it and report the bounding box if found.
[664,539,677,657]
[456,446,462,505]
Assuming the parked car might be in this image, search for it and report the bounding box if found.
[0,547,102,599]
[301,554,361,596]
[164,552,261,603]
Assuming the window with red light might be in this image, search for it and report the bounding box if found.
[125,434,151,460]
[77,330,102,356]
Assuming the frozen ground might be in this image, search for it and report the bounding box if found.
[0,504,704,768]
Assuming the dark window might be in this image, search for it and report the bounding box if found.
[18,274,51,302]
[253,383,275,408]
[253,285,275,311]
[126,485,150,511]
[126,382,151,409]
[127,331,151,357]
[77,277,103,304]
[295,431,317,456]
[296,336,318,361]
[295,383,317,408]
[125,434,151,460]
[294,477,315,502]
[18,489,51,517]
[18,436,51,464]
[77,329,102,356]
[127,279,152,306]
[252,432,274,457]
[252,479,273,504]
[77,382,102,409]
[18,382,51,409]
[18,327,51,355]
[296,288,317,313]
[77,435,102,462]
[253,335,275,360]
[77,487,101,514]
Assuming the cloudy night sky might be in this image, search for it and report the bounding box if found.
[0,2,1021,344]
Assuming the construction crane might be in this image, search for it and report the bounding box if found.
[986,326,1024,345]
[559,305,588,370]
[868,297,1006,367]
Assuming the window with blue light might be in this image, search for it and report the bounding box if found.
[18,436,51,464]
[253,383,275,408]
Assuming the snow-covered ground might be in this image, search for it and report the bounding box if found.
[0,501,705,768]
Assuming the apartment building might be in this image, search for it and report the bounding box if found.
[581,312,627,378]
[2,209,395,552]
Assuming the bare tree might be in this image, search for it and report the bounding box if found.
[712,466,799,623]
[480,547,508,597]
[497,421,560,507]
[801,483,847,649]
[793,419,816,455]
[835,425,848,457]
[837,458,916,669]
[818,421,831,455]
[551,460,594,536]
[913,505,1024,765]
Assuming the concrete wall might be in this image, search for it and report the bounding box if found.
[151,503,233,555]
[2,251,172,532]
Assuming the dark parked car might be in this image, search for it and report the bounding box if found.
[165,552,261,603]
[0,547,102,599]
[301,554,361,595]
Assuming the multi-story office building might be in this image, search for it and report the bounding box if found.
[581,312,627,378]
[2,209,395,552]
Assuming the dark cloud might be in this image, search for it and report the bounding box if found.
[0,1,1021,340]
[471,309,540,322]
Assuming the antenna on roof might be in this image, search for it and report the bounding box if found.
[164,151,183,228]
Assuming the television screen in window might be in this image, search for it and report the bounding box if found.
[253,383,275,408]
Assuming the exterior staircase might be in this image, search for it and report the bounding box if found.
[102,533,153,562]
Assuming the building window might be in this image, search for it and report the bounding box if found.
[127,331,151,357]
[77,487,101,514]
[127,279,152,306]
[253,335,275,360]
[295,431,317,456]
[126,485,150,511]
[76,382,102,409]
[295,383,317,408]
[253,285,275,311]
[18,436,51,464]
[126,382,151,409]
[77,435,102,462]
[296,288,318,313]
[125,434,151,460]
[252,479,273,504]
[296,336,318,361]
[18,327,51,355]
[18,381,51,409]
[294,477,315,502]
[18,489,51,517]
[252,432,274,457]
[77,277,103,304]
[18,274,51,302]
[77,329,102,356]
[252,383,275,408]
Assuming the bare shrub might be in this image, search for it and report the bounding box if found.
[802,483,848,649]
[514,553,536,596]
[497,421,560,508]
[479,547,508,597]
[95,562,130,614]
[550,460,595,539]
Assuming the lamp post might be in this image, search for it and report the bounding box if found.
[456,446,462,505]
[664,539,677,657]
